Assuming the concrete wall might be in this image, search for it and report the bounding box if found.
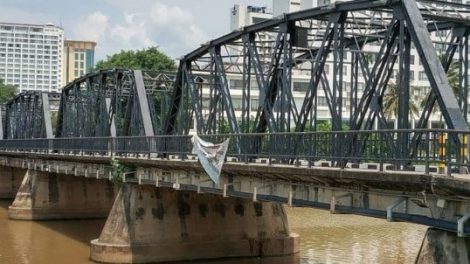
[91,184,299,263]
[9,170,116,220]
[416,228,470,264]
[0,166,26,199]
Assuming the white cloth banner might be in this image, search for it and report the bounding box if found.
[191,135,230,185]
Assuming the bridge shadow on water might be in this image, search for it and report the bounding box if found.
[0,199,11,209]
[0,198,105,263]
[0,199,105,247]
[167,254,301,264]
[0,199,300,264]
[36,218,106,245]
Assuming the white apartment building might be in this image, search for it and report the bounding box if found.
[0,22,64,93]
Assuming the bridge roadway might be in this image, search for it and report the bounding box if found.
[1,147,470,231]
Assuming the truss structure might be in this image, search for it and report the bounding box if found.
[163,0,470,161]
[2,0,470,166]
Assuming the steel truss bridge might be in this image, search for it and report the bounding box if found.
[2,0,470,234]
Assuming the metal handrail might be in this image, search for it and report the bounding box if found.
[0,129,468,176]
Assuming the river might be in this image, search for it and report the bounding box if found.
[0,200,427,264]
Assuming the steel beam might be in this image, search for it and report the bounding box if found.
[400,0,468,131]
[0,105,3,140]
[133,70,155,137]
[41,92,53,139]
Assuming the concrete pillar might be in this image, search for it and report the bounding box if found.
[0,166,26,199]
[8,170,116,220]
[416,228,470,264]
[90,184,299,263]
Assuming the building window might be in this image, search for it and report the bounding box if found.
[251,99,259,111]
[419,71,428,81]
[293,82,310,92]
[229,79,243,89]
[318,96,327,106]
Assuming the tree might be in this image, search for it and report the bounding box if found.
[95,47,176,71]
[0,79,18,104]
[50,111,58,134]
[419,56,460,115]
[446,59,459,96]
[382,81,420,119]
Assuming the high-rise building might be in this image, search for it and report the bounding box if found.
[273,0,301,16]
[0,22,64,92]
[230,5,272,31]
[62,40,96,85]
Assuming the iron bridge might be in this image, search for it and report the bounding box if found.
[1,0,470,234]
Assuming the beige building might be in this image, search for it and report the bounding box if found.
[62,40,96,85]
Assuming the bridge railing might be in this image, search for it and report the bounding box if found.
[0,129,468,175]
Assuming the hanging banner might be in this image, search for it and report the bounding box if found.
[191,134,230,185]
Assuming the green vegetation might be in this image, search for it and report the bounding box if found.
[50,112,58,133]
[95,47,176,71]
[110,157,124,184]
[110,158,135,184]
[417,56,460,119]
[383,55,459,120]
[382,81,420,119]
[304,120,349,132]
[217,119,230,134]
[0,79,18,104]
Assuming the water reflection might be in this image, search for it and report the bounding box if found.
[0,200,426,264]
[287,207,427,264]
[0,200,102,264]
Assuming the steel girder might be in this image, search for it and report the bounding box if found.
[0,104,4,139]
[163,0,470,166]
[3,0,468,170]
[56,69,174,138]
[3,92,58,139]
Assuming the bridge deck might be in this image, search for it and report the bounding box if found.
[1,150,469,198]
[1,150,470,234]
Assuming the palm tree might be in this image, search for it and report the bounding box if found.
[446,59,460,96]
[419,57,459,115]
[382,81,420,120]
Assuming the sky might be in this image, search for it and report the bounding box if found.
[0,0,271,61]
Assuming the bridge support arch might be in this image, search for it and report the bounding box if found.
[0,166,25,199]
[8,169,116,220]
[90,184,299,263]
[416,228,470,264]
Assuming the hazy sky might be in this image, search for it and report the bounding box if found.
[0,0,271,61]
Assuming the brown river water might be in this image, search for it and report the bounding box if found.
[0,200,427,264]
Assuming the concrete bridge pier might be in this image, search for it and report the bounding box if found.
[416,228,470,264]
[90,184,299,263]
[8,169,116,220]
[0,166,26,199]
